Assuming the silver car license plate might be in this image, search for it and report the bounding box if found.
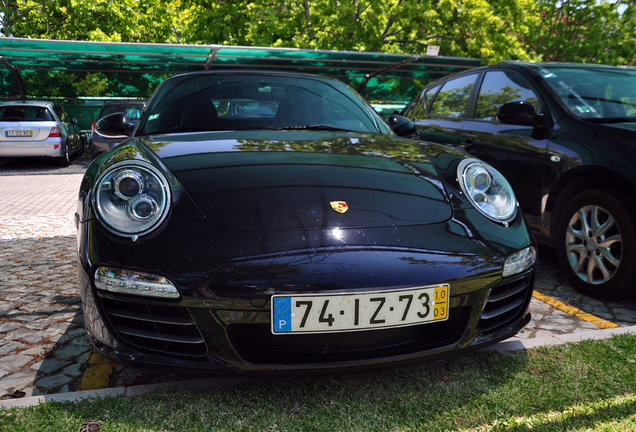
[272,284,449,334]
[6,130,32,137]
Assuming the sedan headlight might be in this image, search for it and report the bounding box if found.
[457,158,517,223]
[93,161,171,237]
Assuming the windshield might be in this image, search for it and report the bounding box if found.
[137,73,385,135]
[100,104,144,122]
[537,66,636,120]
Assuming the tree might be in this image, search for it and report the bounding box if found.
[0,0,182,43]
[531,0,636,65]
[181,0,541,63]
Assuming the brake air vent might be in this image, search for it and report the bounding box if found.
[478,273,533,335]
[98,295,207,358]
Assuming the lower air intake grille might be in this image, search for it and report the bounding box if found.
[229,307,469,364]
[98,295,207,358]
[478,273,534,335]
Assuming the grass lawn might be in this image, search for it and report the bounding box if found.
[1,334,635,431]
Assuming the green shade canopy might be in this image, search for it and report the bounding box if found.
[0,37,481,103]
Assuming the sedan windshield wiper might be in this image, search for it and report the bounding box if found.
[149,126,231,134]
[582,117,636,123]
[276,124,355,132]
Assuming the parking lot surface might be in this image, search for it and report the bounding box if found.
[1,153,635,403]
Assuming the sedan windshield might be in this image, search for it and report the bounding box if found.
[537,66,636,121]
[137,73,384,135]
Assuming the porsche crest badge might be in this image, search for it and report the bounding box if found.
[330,201,348,214]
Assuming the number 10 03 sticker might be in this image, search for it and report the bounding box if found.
[271,284,449,334]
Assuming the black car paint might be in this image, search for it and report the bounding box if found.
[76,131,534,374]
[402,64,636,247]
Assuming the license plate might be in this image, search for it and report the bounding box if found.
[272,284,449,334]
[6,130,32,137]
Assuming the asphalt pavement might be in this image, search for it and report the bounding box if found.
[1,152,635,409]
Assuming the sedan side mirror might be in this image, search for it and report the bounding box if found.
[95,113,134,139]
[497,101,551,128]
[387,114,417,137]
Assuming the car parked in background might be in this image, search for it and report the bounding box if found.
[401,62,636,300]
[0,100,83,166]
[90,100,145,159]
[76,70,536,374]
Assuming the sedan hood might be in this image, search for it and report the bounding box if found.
[144,131,451,231]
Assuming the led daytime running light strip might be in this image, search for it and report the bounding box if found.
[94,267,179,298]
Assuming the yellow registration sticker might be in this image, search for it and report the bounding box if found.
[433,285,448,320]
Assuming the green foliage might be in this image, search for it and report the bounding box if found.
[531,0,636,65]
[3,1,635,66]
[2,0,636,102]
[0,0,182,43]
[180,0,543,63]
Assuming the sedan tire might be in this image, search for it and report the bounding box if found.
[58,142,70,167]
[556,188,636,299]
[76,136,85,156]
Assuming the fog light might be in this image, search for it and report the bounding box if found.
[94,267,179,298]
[503,246,536,278]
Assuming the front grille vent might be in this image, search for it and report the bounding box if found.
[478,274,533,335]
[229,307,469,364]
[99,295,207,358]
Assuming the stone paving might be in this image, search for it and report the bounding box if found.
[0,153,635,401]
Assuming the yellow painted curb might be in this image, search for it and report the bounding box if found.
[532,290,619,329]
[77,351,118,391]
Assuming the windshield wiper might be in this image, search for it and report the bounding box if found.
[583,117,636,123]
[276,125,355,132]
[149,126,231,134]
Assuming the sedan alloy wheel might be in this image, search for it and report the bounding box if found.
[557,188,636,299]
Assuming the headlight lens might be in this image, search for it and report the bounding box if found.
[93,161,171,236]
[458,158,517,223]
[503,246,537,278]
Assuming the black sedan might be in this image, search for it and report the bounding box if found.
[76,71,536,374]
[402,63,636,300]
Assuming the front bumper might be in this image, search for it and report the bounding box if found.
[77,246,535,375]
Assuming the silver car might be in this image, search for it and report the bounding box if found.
[0,101,83,166]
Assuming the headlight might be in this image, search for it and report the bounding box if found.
[457,158,517,223]
[93,161,171,237]
[503,246,536,278]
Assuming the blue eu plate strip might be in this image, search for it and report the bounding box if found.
[273,297,292,333]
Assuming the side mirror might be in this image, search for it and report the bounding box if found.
[387,114,417,137]
[496,101,550,128]
[94,113,134,139]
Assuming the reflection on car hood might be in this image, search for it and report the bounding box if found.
[142,131,452,231]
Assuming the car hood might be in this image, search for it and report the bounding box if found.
[142,131,452,231]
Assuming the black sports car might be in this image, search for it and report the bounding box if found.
[401,62,636,300]
[76,71,536,374]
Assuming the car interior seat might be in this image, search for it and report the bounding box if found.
[182,100,218,130]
